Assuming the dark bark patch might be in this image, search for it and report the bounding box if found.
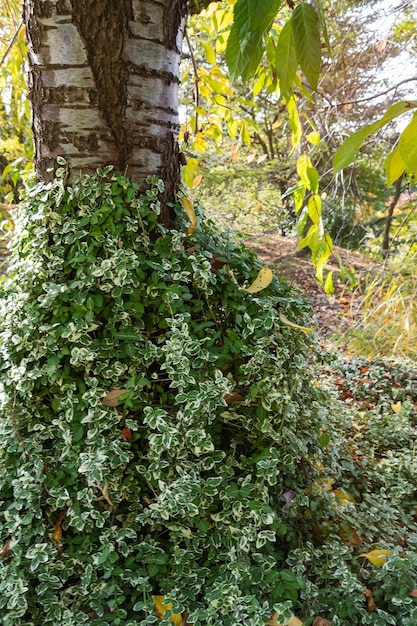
[70,0,133,172]
[165,0,189,52]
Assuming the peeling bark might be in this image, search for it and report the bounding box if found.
[24,0,191,222]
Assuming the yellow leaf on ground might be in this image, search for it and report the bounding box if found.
[391,401,402,414]
[153,596,182,625]
[243,267,273,293]
[279,312,316,334]
[359,549,391,567]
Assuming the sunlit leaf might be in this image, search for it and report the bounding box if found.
[243,266,273,293]
[307,194,322,224]
[391,401,402,414]
[287,94,302,149]
[279,311,316,333]
[398,113,417,176]
[182,157,200,188]
[324,270,334,295]
[291,3,321,90]
[385,145,407,187]
[276,20,297,98]
[202,40,216,65]
[359,549,391,567]
[226,0,282,82]
[181,197,197,235]
[333,101,417,173]
[306,130,321,145]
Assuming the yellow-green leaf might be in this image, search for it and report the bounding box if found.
[244,267,273,293]
[307,194,322,224]
[391,401,402,414]
[182,157,200,188]
[306,130,321,145]
[287,95,302,149]
[279,312,316,333]
[181,197,197,235]
[385,145,407,187]
[359,549,391,567]
[202,41,216,65]
[398,112,417,176]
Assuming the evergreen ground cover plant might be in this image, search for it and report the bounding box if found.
[0,166,327,625]
[1,167,417,625]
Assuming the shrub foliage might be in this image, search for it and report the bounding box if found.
[1,169,417,626]
[0,168,324,625]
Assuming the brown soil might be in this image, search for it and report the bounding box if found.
[246,234,377,338]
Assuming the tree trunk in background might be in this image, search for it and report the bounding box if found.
[23,0,190,223]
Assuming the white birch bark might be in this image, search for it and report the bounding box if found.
[24,0,187,214]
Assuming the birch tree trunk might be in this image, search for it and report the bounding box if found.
[23,0,191,221]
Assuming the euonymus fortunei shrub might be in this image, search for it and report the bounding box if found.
[0,167,326,625]
[2,168,417,626]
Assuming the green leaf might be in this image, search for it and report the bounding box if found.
[333,101,417,173]
[291,3,321,90]
[276,20,298,98]
[385,145,406,187]
[307,194,322,225]
[226,0,282,82]
[287,95,302,149]
[398,113,417,176]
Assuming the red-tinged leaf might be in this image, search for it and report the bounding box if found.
[102,389,129,407]
[409,590,417,597]
[121,427,132,441]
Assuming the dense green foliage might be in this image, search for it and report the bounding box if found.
[0,169,325,625]
[1,171,417,625]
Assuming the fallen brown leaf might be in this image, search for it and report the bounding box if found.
[0,538,13,560]
[365,588,377,611]
[312,618,332,626]
[102,389,129,407]
[224,392,244,404]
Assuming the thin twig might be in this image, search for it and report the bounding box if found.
[328,77,417,109]
[0,19,24,69]
[184,27,200,135]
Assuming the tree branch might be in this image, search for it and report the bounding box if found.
[333,77,417,108]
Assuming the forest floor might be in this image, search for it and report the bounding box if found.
[246,234,377,342]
